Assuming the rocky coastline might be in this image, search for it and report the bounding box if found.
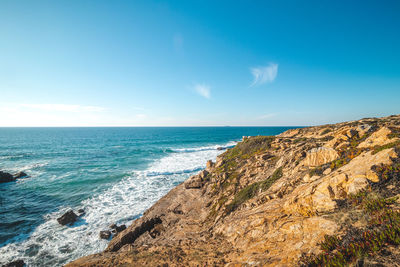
[66,115,400,266]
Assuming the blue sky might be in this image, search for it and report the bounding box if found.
[0,0,399,126]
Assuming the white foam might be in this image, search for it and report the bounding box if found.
[171,140,237,152]
[6,162,49,173]
[0,141,233,266]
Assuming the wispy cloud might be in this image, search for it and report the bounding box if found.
[250,63,278,87]
[194,84,211,99]
[135,114,147,119]
[173,33,184,53]
[20,104,106,112]
[257,113,277,120]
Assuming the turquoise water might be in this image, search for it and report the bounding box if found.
[0,127,296,266]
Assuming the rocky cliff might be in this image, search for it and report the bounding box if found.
[66,115,400,266]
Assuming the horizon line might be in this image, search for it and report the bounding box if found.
[0,125,306,128]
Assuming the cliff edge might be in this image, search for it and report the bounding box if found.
[66,115,400,266]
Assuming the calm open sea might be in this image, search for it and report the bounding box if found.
[0,127,296,266]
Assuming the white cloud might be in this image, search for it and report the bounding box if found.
[194,84,211,99]
[19,104,106,112]
[250,63,278,87]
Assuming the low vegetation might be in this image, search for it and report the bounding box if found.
[321,128,332,135]
[300,159,400,266]
[372,140,400,155]
[301,195,400,266]
[216,136,275,176]
[225,167,283,214]
[328,132,371,171]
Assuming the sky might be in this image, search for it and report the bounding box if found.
[0,0,399,126]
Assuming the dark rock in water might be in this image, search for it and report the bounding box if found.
[109,224,117,229]
[0,171,15,183]
[2,259,25,267]
[115,224,126,232]
[57,210,78,226]
[99,230,111,239]
[77,209,85,216]
[13,171,28,179]
[217,147,225,150]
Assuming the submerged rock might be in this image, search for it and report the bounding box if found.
[0,171,15,183]
[57,210,78,226]
[13,171,28,179]
[77,209,85,216]
[2,259,25,267]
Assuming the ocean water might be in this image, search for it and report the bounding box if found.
[0,127,296,266]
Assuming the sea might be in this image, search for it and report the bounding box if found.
[0,127,296,266]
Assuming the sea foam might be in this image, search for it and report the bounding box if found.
[0,141,235,266]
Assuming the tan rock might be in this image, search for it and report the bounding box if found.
[206,160,214,170]
[303,147,339,167]
[323,167,332,175]
[358,126,396,148]
[284,148,397,216]
[66,115,400,267]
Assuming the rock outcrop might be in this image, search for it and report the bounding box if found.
[1,259,25,267]
[0,171,28,183]
[0,171,15,183]
[99,230,112,240]
[66,115,400,266]
[57,210,78,226]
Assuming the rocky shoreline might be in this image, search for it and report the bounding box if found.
[65,115,400,266]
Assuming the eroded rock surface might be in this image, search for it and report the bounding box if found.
[66,115,400,267]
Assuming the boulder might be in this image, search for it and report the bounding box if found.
[110,224,126,233]
[2,260,25,267]
[0,171,15,183]
[115,225,126,232]
[99,230,111,239]
[106,217,162,252]
[13,172,27,179]
[198,170,209,180]
[57,210,78,226]
[184,176,203,189]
